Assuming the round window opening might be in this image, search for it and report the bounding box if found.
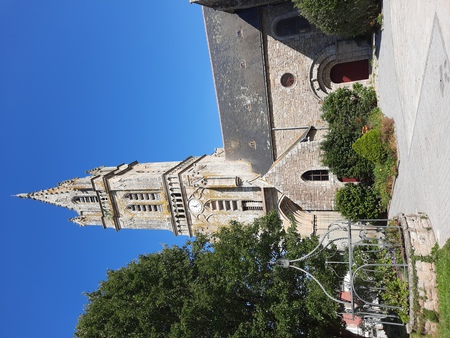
[280,73,296,88]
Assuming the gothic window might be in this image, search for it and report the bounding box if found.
[301,170,329,181]
[274,15,311,39]
[124,192,161,201]
[73,196,98,203]
[127,204,162,212]
[125,192,163,213]
[170,192,184,211]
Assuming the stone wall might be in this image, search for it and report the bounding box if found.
[263,140,343,210]
[259,4,373,158]
[400,213,439,335]
[260,4,337,158]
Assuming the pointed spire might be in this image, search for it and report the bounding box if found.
[14,188,67,206]
[14,175,99,209]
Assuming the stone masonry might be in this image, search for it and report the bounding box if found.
[260,3,336,158]
[400,213,439,335]
[263,139,343,210]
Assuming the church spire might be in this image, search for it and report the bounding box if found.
[17,155,276,236]
[15,176,97,210]
[15,161,177,232]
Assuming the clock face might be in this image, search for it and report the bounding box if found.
[188,199,203,214]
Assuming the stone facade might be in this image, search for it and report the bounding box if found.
[260,3,337,156]
[18,149,275,236]
[259,3,372,157]
[19,1,374,237]
[263,140,341,211]
[200,1,372,221]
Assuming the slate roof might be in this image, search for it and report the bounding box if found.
[192,0,284,12]
[203,6,274,175]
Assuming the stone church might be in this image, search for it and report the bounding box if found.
[18,0,372,238]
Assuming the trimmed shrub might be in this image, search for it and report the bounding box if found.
[335,183,382,220]
[352,129,387,164]
[321,131,374,181]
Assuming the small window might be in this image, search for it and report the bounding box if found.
[73,196,98,203]
[127,204,162,212]
[124,193,160,201]
[242,200,263,211]
[274,16,311,38]
[302,170,329,181]
[280,73,296,88]
[205,200,263,212]
[206,200,238,211]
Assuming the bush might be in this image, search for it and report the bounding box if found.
[320,84,377,181]
[335,183,382,220]
[363,108,398,208]
[321,84,377,128]
[321,132,374,181]
[352,129,387,164]
[293,0,381,38]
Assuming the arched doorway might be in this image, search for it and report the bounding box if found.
[330,59,370,84]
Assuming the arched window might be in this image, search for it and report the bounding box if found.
[124,192,161,201]
[206,200,239,211]
[274,15,311,39]
[301,170,329,181]
[73,196,98,203]
[127,204,162,212]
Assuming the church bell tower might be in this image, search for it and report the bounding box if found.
[17,149,277,236]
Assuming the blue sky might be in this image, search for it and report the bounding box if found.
[0,1,221,337]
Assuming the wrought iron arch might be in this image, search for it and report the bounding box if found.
[275,219,409,332]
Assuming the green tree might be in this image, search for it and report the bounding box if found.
[320,84,377,181]
[335,183,382,220]
[293,0,380,38]
[321,84,377,128]
[76,212,361,338]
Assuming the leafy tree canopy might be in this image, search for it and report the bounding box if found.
[321,84,377,129]
[320,84,377,181]
[75,212,361,338]
[293,0,380,38]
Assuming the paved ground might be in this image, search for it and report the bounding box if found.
[377,0,450,247]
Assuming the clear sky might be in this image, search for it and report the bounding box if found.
[0,1,221,337]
